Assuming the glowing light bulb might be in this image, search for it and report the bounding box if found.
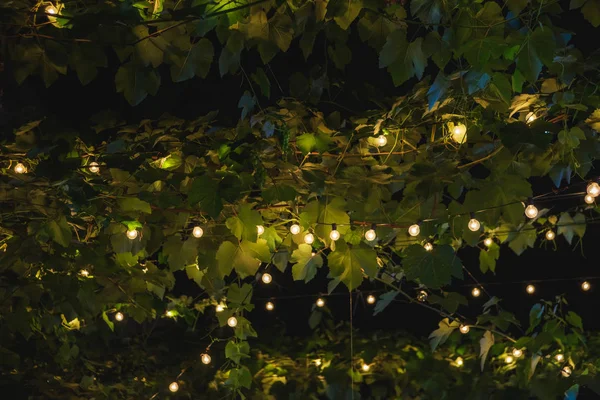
[423,242,433,251]
[376,135,387,147]
[512,348,523,358]
[362,364,370,372]
[525,204,538,219]
[582,281,591,291]
[169,382,179,392]
[257,225,265,235]
[364,229,376,241]
[316,298,325,307]
[261,273,272,284]
[192,226,204,238]
[468,218,480,232]
[484,238,493,247]
[417,290,428,302]
[451,123,467,144]
[330,229,341,241]
[89,162,100,173]
[525,112,537,124]
[142,268,148,274]
[115,312,124,322]
[314,359,322,366]
[585,194,595,204]
[14,163,27,174]
[546,230,555,240]
[79,269,89,277]
[587,182,600,197]
[366,295,376,304]
[555,354,564,362]
[166,310,174,317]
[459,325,470,334]
[227,316,238,327]
[45,5,58,14]
[561,366,572,377]
[471,287,481,298]
[290,224,301,235]
[526,284,535,294]
[455,357,464,367]
[265,301,274,311]
[126,229,138,240]
[215,304,224,312]
[201,353,211,364]
[408,224,420,237]
[304,233,315,244]
[505,355,514,364]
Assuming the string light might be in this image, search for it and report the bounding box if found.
[546,230,555,240]
[561,366,572,377]
[201,353,211,364]
[468,215,481,232]
[471,287,481,297]
[365,224,377,241]
[555,354,565,362]
[88,162,100,173]
[512,348,523,358]
[126,229,138,240]
[14,163,27,174]
[376,135,387,147]
[483,238,493,247]
[330,224,340,241]
[265,301,274,311]
[525,204,538,219]
[227,316,238,327]
[423,242,433,251]
[526,284,536,294]
[169,382,179,392]
[361,363,370,372]
[455,357,464,367]
[166,310,174,317]
[115,312,124,322]
[451,123,467,144]
[408,224,420,237]
[459,325,470,334]
[316,298,325,307]
[587,182,600,197]
[582,281,591,291]
[525,112,537,124]
[505,355,514,364]
[192,226,204,238]
[45,5,58,14]
[314,359,322,366]
[261,273,272,284]
[417,290,428,302]
[366,295,376,304]
[585,194,595,204]
[79,269,89,277]
[304,233,315,244]
[290,224,301,235]
[257,225,265,235]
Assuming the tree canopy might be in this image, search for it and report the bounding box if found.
[2,0,600,398]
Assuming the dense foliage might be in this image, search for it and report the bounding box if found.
[2,0,600,398]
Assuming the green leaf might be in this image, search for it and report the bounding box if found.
[528,303,544,333]
[566,311,583,330]
[429,292,468,314]
[332,0,362,30]
[403,244,462,288]
[291,244,323,283]
[69,43,107,85]
[188,175,223,218]
[273,251,289,272]
[225,340,250,364]
[269,11,294,51]
[185,264,204,287]
[46,215,72,248]
[102,311,114,332]
[115,62,161,106]
[479,331,495,371]
[327,241,377,290]
[373,291,398,316]
[216,240,270,278]
[219,31,244,76]
[557,212,586,244]
[411,0,443,25]
[238,91,256,120]
[132,25,165,68]
[251,67,271,98]
[582,0,600,27]
[262,185,297,203]
[565,384,580,400]
[162,237,198,270]
[227,283,253,306]
[479,243,500,273]
[170,38,214,82]
[508,229,537,255]
[585,109,600,131]
[299,197,350,241]
[296,133,332,154]
[506,0,529,15]
[379,29,407,68]
[118,197,152,214]
[429,318,460,350]
[226,205,263,242]
[226,366,252,389]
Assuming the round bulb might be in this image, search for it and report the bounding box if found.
[316,298,325,307]
[126,229,138,240]
[408,224,420,237]
[561,366,572,378]
[585,194,595,204]
[80,269,89,277]
[526,284,535,294]
[455,357,464,367]
[115,312,124,322]
[215,304,224,312]
[505,355,514,364]
[290,224,301,235]
[512,348,523,358]
[362,364,370,372]
[376,135,387,147]
[330,229,341,241]
[587,182,600,197]
[468,218,481,232]
[314,359,322,366]
[546,230,555,240]
[169,382,179,392]
[88,162,100,173]
[265,301,274,311]
[471,287,481,298]
[257,225,265,235]
[201,353,211,364]
[14,163,27,174]
[304,233,315,244]
[525,112,537,124]
[366,295,376,304]
[582,281,591,291]
[45,5,58,14]
[417,290,428,302]
[423,242,433,251]
[451,124,467,144]
[192,226,204,238]
[483,238,493,247]
[227,316,238,327]
[166,310,174,317]
[459,324,470,334]
[261,273,272,284]
[364,229,377,241]
[525,204,538,219]
[555,354,564,362]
